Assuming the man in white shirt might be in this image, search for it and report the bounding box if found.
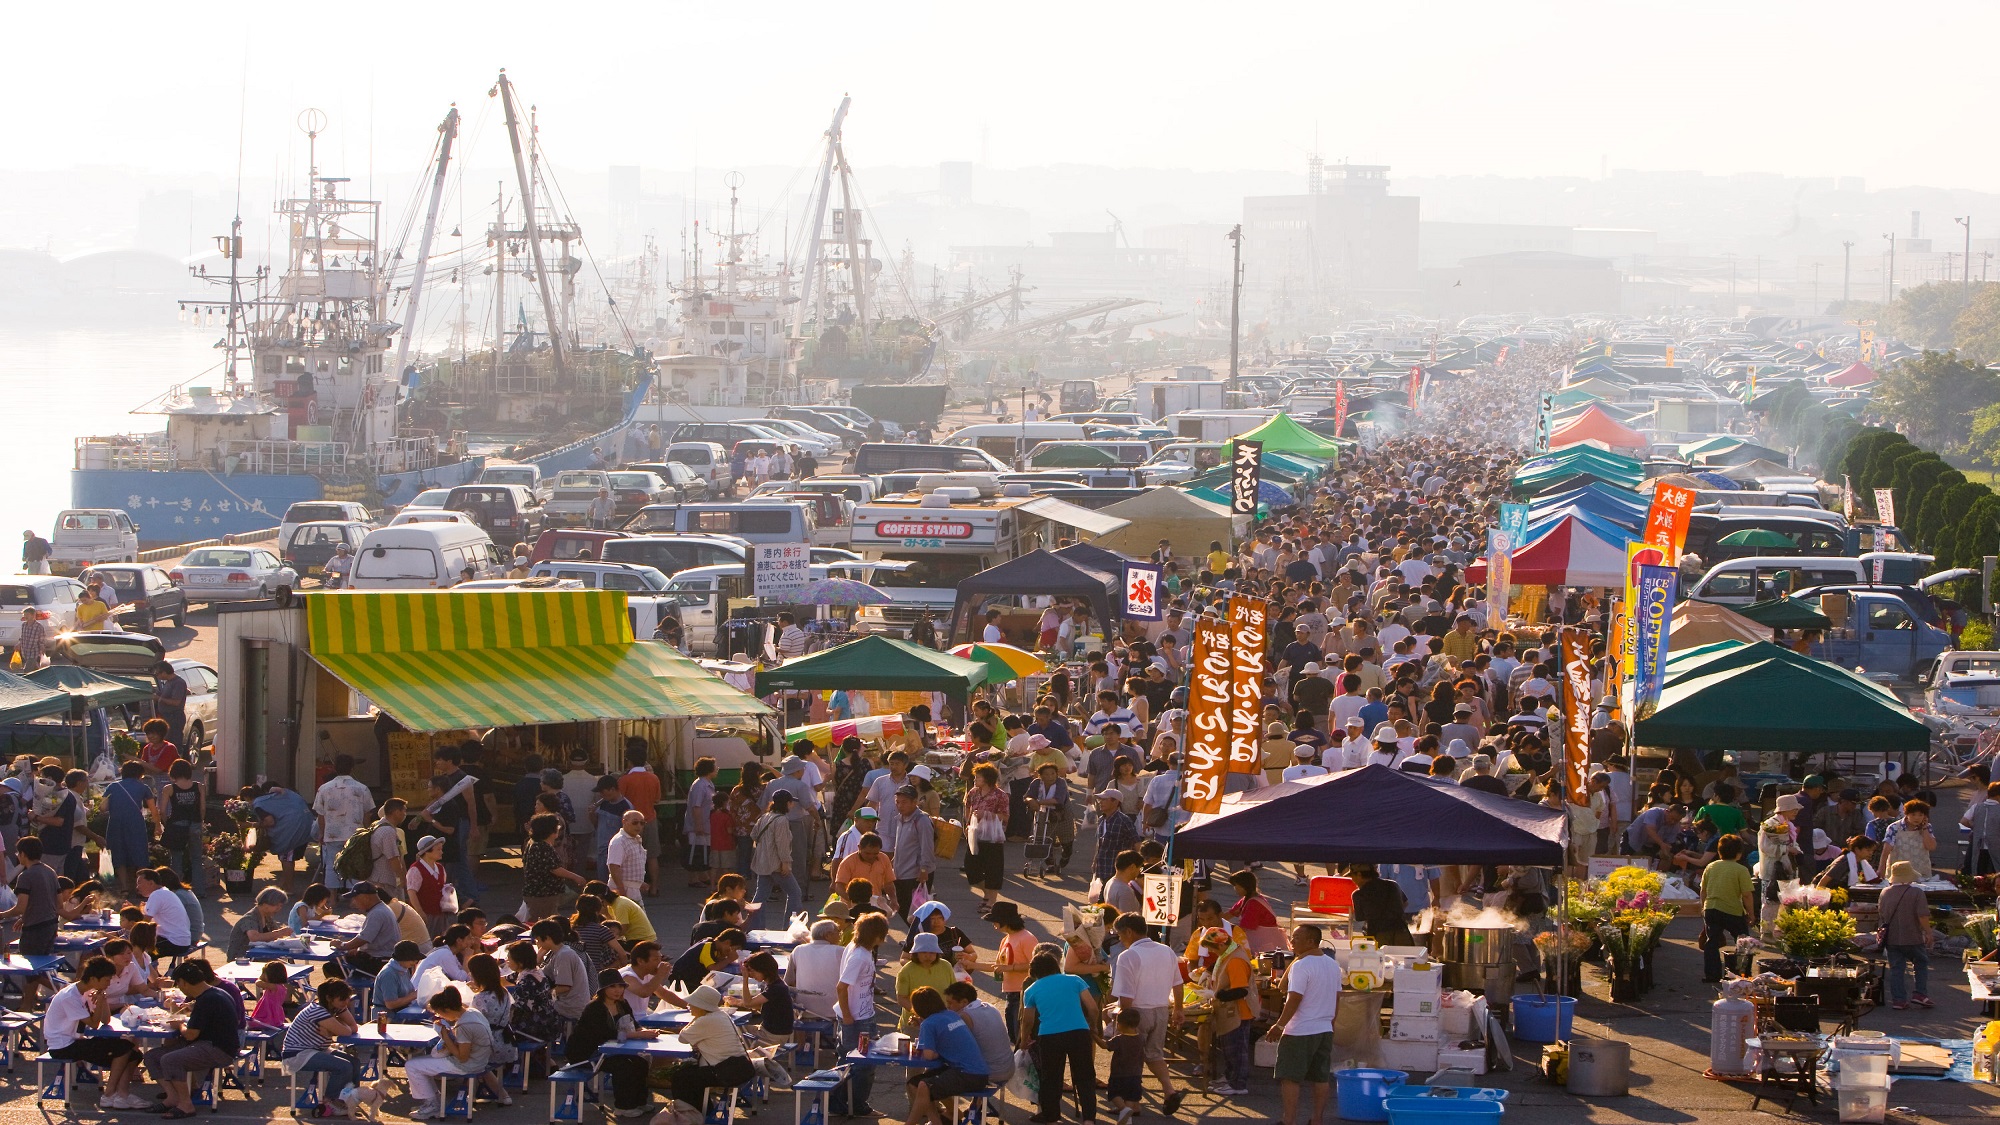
[981,609,1006,644]
[1328,677,1369,731]
[1337,718,1372,770]
[1140,763,1181,840]
[1281,760,1329,783]
[45,956,146,1110]
[605,810,649,902]
[1376,617,1410,652]
[830,808,881,865]
[1266,925,1341,1125]
[312,754,376,889]
[1110,913,1188,1114]
[786,920,847,1021]
[776,613,810,659]
[138,867,193,953]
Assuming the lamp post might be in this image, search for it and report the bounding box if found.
[1884,232,1896,304]
[1842,242,1854,305]
[1960,216,1974,288]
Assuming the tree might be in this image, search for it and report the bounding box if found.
[1966,403,2000,468]
[1898,455,1952,528]
[1843,429,1906,487]
[1954,282,2000,365]
[1926,480,1987,551]
[1811,418,1864,479]
[1909,470,1967,546]
[1890,282,1976,349]
[1954,494,2000,568]
[1871,350,2000,455]
[1863,438,1919,501]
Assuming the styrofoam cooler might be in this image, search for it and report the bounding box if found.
[1389,1015,1442,1043]
[1378,1039,1442,1074]
[1836,1087,1888,1124]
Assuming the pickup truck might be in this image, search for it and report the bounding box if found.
[1799,586,1955,682]
[50,509,140,573]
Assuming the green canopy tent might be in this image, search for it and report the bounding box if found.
[0,671,75,726]
[1223,413,1344,459]
[753,635,989,703]
[24,666,153,710]
[1731,597,1834,630]
[1635,640,1927,753]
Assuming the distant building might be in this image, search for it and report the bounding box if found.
[948,231,1189,305]
[1241,163,1420,312]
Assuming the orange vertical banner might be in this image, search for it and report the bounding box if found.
[1226,596,1269,774]
[1181,619,1233,815]
[1559,626,1594,807]
[1642,480,1695,564]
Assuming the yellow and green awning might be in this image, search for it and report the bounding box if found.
[307,591,769,732]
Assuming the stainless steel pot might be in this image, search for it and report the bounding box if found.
[1435,923,1514,966]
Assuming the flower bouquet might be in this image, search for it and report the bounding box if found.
[1536,929,1594,997]
[1779,884,1833,910]
[1774,906,1856,962]
[1597,923,1642,1002]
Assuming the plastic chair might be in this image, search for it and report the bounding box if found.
[35,1056,80,1106]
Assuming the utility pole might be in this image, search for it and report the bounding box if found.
[1961,216,1975,287]
[1842,241,1854,304]
[1227,223,1243,379]
[1884,233,1896,304]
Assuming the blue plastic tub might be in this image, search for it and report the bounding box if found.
[1510,994,1575,1042]
[1384,1088,1507,1125]
[1335,1068,1408,1121]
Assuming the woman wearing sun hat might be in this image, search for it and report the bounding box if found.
[1878,861,1935,1010]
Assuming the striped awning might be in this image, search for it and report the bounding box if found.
[306,591,769,732]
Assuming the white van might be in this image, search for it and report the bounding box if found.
[941,422,1091,465]
[50,509,140,573]
[1688,553,1935,605]
[623,502,815,546]
[349,524,505,590]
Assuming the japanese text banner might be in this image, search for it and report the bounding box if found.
[1560,627,1593,807]
[1181,620,1232,815]
[1226,596,1268,775]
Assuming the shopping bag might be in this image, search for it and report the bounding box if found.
[932,819,964,861]
[910,882,932,913]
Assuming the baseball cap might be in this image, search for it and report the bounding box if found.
[1096,789,1124,801]
[854,807,880,820]
[895,784,919,799]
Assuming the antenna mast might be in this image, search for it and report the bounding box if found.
[390,105,459,386]
[793,96,850,340]
[494,70,568,378]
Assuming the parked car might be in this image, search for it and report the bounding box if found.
[349,525,504,590]
[665,442,731,493]
[733,416,841,457]
[389,510,479,527]
[81,564,187,631]
[277,501,374,547]
[0,577,83,656]
[530,529,631,563]
[400,488,455,512]
[600,535,754,575]
[767,406,866,447]
[445,484,546,542]
[171,545,297,603]
[543,483,605,529]
[606,472,675,517]
[478,463,545,498]
[669,421,801,458]
[50,509,140,574]
[525,560,673,592]
[282,521,371,584]
[621,462,709,503]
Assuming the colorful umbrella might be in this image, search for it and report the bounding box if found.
[946,642,1047,683]
[793,578,892,606]
[784,714,907,749]
[1716,528,1794,548]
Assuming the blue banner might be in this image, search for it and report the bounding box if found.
[1122,562,1164,621]
[1634,564,1679,716]
[1499,502,1532,549]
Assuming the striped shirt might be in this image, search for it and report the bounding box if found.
[282,1003,334,1057]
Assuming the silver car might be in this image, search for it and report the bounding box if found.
[171,546,298,603]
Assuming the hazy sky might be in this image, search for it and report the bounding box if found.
[15,1,2000,190]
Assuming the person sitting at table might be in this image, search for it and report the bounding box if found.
[249,960,293,1030]
[618,940,684,1015]
[228,887,294,960]
[905,985,990,1125]
[465,953,518,1107]
[567,968,663,1118]
[502,939,568,1044]
[146,959,241,1120]
[690,898,749,946]
[374,940,424,1016]
[56,877,105,923]
[287,884,333,937]
[103,937,159,1006]
[669,982,753,1118]
[1817,835,1882,891]
[896,933,958,1033]
[732,950,794,1045]
[533,918,594,1024]
[414,924,476,1004]
[334,881,401,977]
[402,985,496,1120]
[46,954,148,1110]
[136,867,195,956]
[582,879,656,947]
[280,978,363,1115]
[668,927,746,992]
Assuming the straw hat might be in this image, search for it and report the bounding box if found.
[1887,861,1919,885]
[686,985,724,1012]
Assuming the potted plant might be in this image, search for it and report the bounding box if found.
[1774,905,1857,965]
[1535,929,1593,997]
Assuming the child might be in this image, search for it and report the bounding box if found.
[248,961,291,1030]
[1106,1007,1146,1125]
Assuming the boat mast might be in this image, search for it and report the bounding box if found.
[836,138,869,338]
[494,69,568,379]
[390,105,459,387]
[492,182,506,378]
[792,96,849,341]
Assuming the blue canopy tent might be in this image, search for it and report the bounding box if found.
[1174,764,1566,866]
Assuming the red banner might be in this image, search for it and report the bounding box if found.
[1641,480,1695,564]
[1408,365,1422,410]
[1182,620,1233,815]
[1226,596,1268,774]
[1559,627,1593,807]
[1331,380,1349,437]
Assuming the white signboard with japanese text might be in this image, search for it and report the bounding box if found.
[752,543,811,600]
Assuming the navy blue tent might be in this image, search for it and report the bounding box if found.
[1174,764,1567,866]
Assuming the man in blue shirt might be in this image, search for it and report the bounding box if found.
[907,986,988,1125]
[1027,706,1073,751]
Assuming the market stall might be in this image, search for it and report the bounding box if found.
[944,549,1120,646]
[752,635,988,705]
[1633,640,1928,754]
[1089,487,1241,559]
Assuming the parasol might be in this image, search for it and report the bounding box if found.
[946,642,1047,683]
[792,578,892,606]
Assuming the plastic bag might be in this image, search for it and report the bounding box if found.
[910,882,932,914]
[1007,1050,1037,1101]
[439,883,460,914]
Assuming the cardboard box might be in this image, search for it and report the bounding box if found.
[1395,964,1444,997]
[1437,1048,1489,1076]
[1589,856,1653,879]
[1389,1015,1442,1042]
[1397,993,1443,1017]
